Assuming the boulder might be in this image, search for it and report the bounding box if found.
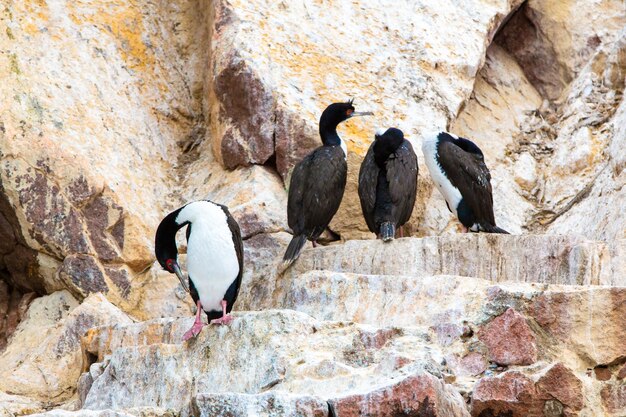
[471,363,583,417]
[0,292,131,403]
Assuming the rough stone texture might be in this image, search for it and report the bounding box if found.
[450,43,540,234]
[286,235,622,286]
[529,288,626,366]
[179,154,288,240]
[31,409,177,417]
[328,372,470,417]
[0,281,36,352]
[0,392,44,417]
[0,0,213,315]
[454,3,625,244]
[477,308,537,366]
[193,392,327,417]
[252,271,626,373]
[0,292,131,403]
[0,1,625,416]
[601,382,626,414]
[472,364,583,417]
[79,310,466,417]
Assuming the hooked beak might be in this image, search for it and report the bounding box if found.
[170,260,189,293]
[350,111,374,118]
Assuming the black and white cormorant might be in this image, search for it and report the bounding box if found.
[358,127,418,241]
[421,131,508,234]
[155,200,244,341]
[281,100,372,270]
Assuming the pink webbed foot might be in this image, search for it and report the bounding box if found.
[182,321,205,341]
[210,299,234,326]
[183,300,205,341]
[210,314,234,325]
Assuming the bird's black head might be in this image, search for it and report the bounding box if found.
[154,207,186,272]
[374,127,405,167]
[377,127,404,143]
[320,101,356,128]
[319,100,373,145]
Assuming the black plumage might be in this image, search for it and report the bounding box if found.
[282,101,372,270]
[423,132,508,234]
[358,128,418,241]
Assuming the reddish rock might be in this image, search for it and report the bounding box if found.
[213,57,276,169]
[274,107,320,180]
[432,322,464,346]
[478,308,538,366]
[471,371,541,417]
[58,254,108,298]
[594,366,612,381]
[601,383,626,414]
[446,353,488,378]
[356,328,402,350]
[536,363,583,412]
[329,371,470,417]
[459,353,488,377]
[617,363,626,380]
[472,364,584,417]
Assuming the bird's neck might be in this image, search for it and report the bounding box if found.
[319,123,342,147]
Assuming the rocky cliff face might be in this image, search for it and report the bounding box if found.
[0,0,624,416]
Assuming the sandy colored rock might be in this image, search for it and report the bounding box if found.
[79,310,466,416]
[0,0,214,312]
[478,308,537,366]
[0,392,45,417]
[31,409,177,417]
[450,43,541,234]
[287,235,621,286]
[529,288,626,366]
[0,292,131,403]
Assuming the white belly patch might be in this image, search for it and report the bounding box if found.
[177,202,240,312]
[421,133,463,216]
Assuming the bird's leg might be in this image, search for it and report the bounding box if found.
[461,225,469,233]
[312,240,318,248]
[210,300,234,325]
[399,226,404,238]
[182,300,205,341]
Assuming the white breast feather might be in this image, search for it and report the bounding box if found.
[176,201,239,313]
[421,132,463,216]
[339,137,347,160]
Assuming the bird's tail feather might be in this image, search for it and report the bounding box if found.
[380,222,396,242]
[279,234,308,273]
[482,224,510,234]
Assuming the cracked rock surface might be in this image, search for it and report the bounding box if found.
[0,0,625,416]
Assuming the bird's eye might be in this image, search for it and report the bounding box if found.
[346,109,354,116]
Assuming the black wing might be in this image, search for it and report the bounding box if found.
[287,146,347,239]
[357,144,379,233]
[219,203,244,305]
[386,140,418,227]
[437,138,496,225]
